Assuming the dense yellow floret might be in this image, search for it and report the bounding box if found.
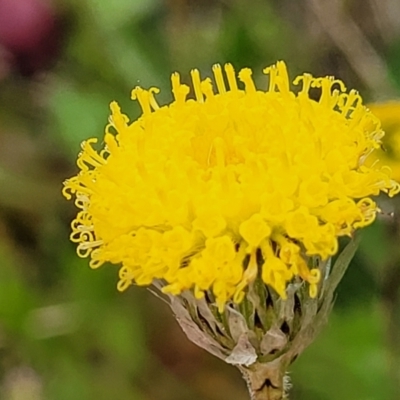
[63,61,399,310]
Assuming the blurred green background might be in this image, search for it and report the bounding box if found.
[1,0,400,399]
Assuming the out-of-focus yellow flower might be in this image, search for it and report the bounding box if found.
[368,102,400,182]
[63,61,399,311]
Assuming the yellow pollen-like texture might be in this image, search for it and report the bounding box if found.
[63,61,400,310]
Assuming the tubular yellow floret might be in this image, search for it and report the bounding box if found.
[148,87,160,111]
[190,69,204,102]
[293,73,313,96]
[212,64,227,95]
[200,77,214,99]
[274,60,290,95]
[131,86,152,115]
[171,72,189,104]
[238,68,256,93]
[224,63,238,92]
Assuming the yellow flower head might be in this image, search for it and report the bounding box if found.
[63,61,399,311]
[367,102,400,182]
